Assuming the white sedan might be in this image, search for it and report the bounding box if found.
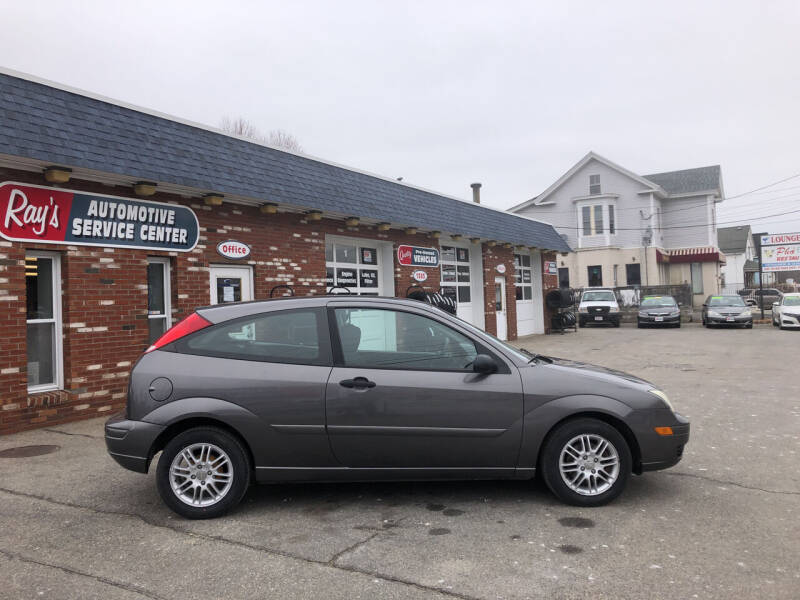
[772,293,800,329]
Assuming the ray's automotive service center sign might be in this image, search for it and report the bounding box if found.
[0,182,199,251]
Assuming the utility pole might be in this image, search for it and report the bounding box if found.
[757,235,765,320]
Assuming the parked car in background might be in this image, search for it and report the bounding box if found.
[105,296,688,518]
[738,288,783,309]
[702,295,753,328]
[578,288,621,327]
[772,293,800,329]
[637,296,681,328]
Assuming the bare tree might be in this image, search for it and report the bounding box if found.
[219,116,303,153]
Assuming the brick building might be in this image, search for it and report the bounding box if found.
[0,69,570,434]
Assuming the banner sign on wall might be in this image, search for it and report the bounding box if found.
[0,182,199,252]
[397,245,439,267]
[761,244,800,272]
[545,260,558,275]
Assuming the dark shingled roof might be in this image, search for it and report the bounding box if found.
[0,72,570,252]
[717,225,752,254]
[643,165,722,195]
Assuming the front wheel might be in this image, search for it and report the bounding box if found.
[540,418,632,507]
[156,427,251,519]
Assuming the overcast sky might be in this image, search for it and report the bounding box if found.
[2,0,799,234]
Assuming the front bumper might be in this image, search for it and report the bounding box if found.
[707,315,752,326]
[638,314,680,326]
[579,313,620,324]
[105,412,165,473]
[779,313,800,328]
[638,411,690,472]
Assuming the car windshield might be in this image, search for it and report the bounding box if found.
[708,296,746,307]
[582,291,615,302]
[784,296,800,306]
[641,296,677,308]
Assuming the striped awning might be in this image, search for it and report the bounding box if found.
[657,246,725,264]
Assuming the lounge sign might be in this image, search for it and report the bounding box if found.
[397,245,439,267]
[0,182,199,252]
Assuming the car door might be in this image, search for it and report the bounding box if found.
[325,303,524,471]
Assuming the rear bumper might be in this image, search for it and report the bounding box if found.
[105,412,165,473]
[639,412,690,472]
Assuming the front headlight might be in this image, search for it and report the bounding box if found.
[649,389,674,412]
[707,310,721,318]
[638,311,648,317]
[609,307,620,313]
[578,306,589,313]
[741,309,751,317]
[669,310,680,317]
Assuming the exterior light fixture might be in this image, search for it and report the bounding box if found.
[405,227,418,235]
[516,245,527,251]
[133,181,157,197]
[430,231,442,239]
[377,222,391,232]
[503,243,513,249]
[451,234,463,241]
[470,237,482,244]
[204,193,224,206]
[260,203,278,214]
[345,216,360,227]
[43,166,72,184]
[487,240,497,247]
[307,210,323,221]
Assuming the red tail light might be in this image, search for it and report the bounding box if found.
[146,312,212,353]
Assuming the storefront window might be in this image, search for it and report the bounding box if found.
[440,245,471,303]
[326,240,381,295]
[147,258,171,344]
[514,254,533,301]
[25,252,62,391]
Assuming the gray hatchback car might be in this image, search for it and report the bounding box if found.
[106,296,689,519]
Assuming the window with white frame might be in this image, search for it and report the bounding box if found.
[325,239,380,295]
[581,205,605,236]
[609,205,616,234]
[147,257,172,344]
[589,174,601,195]
[25,251,63,391]
[440,245,471,303]
[514,253,533,301]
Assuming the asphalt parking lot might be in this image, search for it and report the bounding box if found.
[1,323,798,600]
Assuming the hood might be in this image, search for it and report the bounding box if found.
[543,356,654,387]
[579,300,617,308]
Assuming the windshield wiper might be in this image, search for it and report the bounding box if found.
[517,347,545,363]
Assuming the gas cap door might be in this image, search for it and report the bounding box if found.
[148,377,173,402]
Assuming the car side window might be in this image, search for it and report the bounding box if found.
[333,308,478,371]
[176,308,328,365]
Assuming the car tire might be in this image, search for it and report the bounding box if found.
[156,427,251,519]
[540,418,632,507]
[746,323,753,329]
[613,320,620,328]
[637,322,643,328]
[674,322,681,328]
[578,320,585,328]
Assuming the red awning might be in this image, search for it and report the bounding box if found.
[657,247,725,264]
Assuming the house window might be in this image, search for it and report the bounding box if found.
[558,267,570,289]
[587,265,603,287]
[514,254,533,301]
[147,258,172,344]
[325,240,381,296]
[581,204,607,236]
[440,246,471,303]
[626,263,641,286]
[25,251,63,391]
[589,174,601,195]
[609,205,616,234]
[691,262,704,294]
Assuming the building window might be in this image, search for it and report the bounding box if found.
[581,204,607,236]
[558,267,570,289]
[691,262,703,294]
[587,265,603,287]
[589,174,601,195]
[609,205,615,234]
[25,251,63,391]
[514,254,533,301]
[325,240,380,295]
[147,258,172,344]
[440,246,471,303]
[626,263,641,286]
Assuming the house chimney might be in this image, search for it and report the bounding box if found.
[471,182,482,204]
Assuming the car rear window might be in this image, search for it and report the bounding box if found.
[175,308,328,365]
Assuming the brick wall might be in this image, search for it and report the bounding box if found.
[0,169,552,434]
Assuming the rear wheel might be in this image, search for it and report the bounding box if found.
[540,418,632,507]
[156,427,251,519]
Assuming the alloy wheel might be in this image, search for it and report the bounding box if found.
[558,434,620,496]
[169,443,234,507]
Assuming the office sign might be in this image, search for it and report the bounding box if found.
[217,240,251,260]
[397,245,439,267]
[0,182,199,252]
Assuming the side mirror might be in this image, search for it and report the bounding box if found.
[472,354,497,375]
[702,303,707,308]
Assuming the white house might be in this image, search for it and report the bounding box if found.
[718,225,755,293]
[510,152,725,307]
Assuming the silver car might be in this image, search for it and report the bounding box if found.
[772,293,800,329]
[106,296,689,519]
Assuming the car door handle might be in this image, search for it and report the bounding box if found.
[339,377,376,389]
